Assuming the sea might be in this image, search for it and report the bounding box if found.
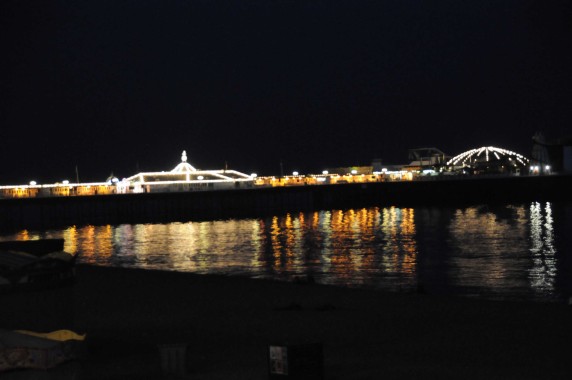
[2,201,571,304]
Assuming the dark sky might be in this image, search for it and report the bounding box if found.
[1,0,571,183]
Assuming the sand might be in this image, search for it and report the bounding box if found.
[2,264,572,379]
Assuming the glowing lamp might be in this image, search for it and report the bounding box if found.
[351,170,357,175]
[198,176,204,180]
[322,170,328,175]
[63,180,69,185]
[293,171,299,176]
[29,181,37,186]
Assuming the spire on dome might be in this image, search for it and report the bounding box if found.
[171,150,197,172]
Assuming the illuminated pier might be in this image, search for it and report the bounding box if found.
[0,145,569,231]
[0,151,255,199]
[0,150,416,199]
[0,146,541,200]
[0,147,547,213]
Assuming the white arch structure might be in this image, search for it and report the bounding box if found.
[447,146,530,166]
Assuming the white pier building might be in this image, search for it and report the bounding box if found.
[123,150,254,193]
[0,151,255,198]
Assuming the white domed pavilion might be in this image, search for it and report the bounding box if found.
[446,146,530,175]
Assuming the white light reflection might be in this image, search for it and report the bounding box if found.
[448,206,529,299]
[528,202,556,294]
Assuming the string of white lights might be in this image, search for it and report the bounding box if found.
[447,146,530,166]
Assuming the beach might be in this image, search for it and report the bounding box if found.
[2,264,572,379]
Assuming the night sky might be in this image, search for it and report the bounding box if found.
[1,0,571,184]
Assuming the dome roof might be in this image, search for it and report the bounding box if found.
[447,146,529,167]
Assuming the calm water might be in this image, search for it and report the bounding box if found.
[3,201,572,303]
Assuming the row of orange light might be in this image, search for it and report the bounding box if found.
[3,168,418,190]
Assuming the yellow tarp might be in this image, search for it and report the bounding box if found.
[15,329,86,342]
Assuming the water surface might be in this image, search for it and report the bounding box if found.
[3,201,571,303]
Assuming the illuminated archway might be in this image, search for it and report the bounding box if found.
[446,146,530,174]
[447,146,529,166]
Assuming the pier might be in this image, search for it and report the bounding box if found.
[0,174,570,231]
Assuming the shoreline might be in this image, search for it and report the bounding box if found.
[2,264,572,379]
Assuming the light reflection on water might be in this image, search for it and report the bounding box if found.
[2,202,571,303]
[529,202,557,295]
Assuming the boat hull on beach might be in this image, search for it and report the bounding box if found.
[0,239,77,293]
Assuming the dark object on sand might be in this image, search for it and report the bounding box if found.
[0,239,77,293]
[268,342,324,379]
[0,239,65,257]
[0,329,86,372]
[158,343,187,377]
